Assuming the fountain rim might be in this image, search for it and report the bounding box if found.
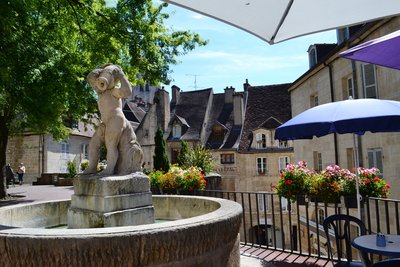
[0,194,242,237]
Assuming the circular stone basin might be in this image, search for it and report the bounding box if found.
[0,195,242,267]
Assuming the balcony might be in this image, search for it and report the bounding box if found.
[197,190,400,266]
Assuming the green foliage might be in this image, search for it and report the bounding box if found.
[148,166,206,194]
[275,161,312,201]
[186,144,215,174]
[67,160,77,178]
[80,160,89,172]
[276,162,391,202]
[177,140,189,167]
[148,169,163,188]
[100,144,107,161]
[0,0,206,197]
[357,167,390,198]
[114,0,208,84]
[153,128,170,173]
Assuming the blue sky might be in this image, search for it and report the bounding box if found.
[161,4,337,94]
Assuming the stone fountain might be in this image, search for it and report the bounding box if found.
[0,65,242,266]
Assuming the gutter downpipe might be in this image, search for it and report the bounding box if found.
[327,63,339,165]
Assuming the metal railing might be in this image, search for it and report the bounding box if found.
[196,190,400,262]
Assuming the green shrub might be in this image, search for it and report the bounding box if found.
[67,160,77,178]
[80,160,89,172]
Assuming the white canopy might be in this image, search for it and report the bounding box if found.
[163,0,400,44]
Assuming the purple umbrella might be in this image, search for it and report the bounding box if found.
[339,30,400,70]
[275,98,400,218]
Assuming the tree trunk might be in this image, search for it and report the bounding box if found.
[0,117,9,199]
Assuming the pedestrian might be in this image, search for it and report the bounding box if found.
[17,163,25,185]
[3,163,14,189]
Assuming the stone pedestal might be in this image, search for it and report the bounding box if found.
[67,172,154,228]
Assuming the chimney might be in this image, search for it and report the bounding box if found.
[224,86,235,103]
[243,79,251,91]
[156,87,170,132]
[233,93,244,126]
[171,85,180,105]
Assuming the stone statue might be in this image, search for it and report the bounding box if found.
[83,64,143,175]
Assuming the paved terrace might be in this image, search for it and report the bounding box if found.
[0,185,332,267]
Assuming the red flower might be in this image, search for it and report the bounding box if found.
[374,177,380,182]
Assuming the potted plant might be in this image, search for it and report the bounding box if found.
[275,160,311,203]
[148,165,207,195]
[148,169,164,194]
[180,166,206,194]
[358,167,390,198]
[309,164,343,204]
[340,167,390,207]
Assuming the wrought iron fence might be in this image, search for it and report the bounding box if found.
[196,190,400,262]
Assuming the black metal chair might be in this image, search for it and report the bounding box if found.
[372,258,400,267]
[323,214,372,267]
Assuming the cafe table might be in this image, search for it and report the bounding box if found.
[352,234,400,266]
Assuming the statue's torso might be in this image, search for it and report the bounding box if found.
[98,89,123,122]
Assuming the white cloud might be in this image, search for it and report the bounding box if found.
[191,13,204,19]
[184,50,307,73]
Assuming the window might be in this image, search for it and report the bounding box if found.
[343,77,354,100]
[310,94,318,107]
[255,133,267,149]
[171,148,179,164]
[308,47,317,68]
[257,193,268,212]
[279,157,290,172]
[257,157,267,175]
[221,153,235,164]
[346,147,354,171]
[82,144,89,160]
[313,151,322,172]
[362,64,377,98]
[279,140,288,148]
[212,127,225,142]
[172,124,181,138]
[61,142,70,159]
[368,148,383,177]
[337,28,350,44]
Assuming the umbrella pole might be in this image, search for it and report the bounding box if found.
[353,134,361,219]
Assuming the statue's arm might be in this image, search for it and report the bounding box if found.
[116,75,132,98]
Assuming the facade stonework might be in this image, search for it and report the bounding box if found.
[289,17,400,201]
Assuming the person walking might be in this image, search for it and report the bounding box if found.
[3,163,14,189]
[17,163,25,185]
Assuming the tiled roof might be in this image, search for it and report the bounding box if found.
[123,101,146,124]
[238,84,291,151]
[170,88,212,140]
[204,93,242,150]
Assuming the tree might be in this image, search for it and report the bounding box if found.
[187,145,215,174]
[153,128,170,173]
[177,140,189,167]
[0,0,206,198]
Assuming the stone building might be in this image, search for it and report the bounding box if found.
[133,82,294,193]
[286,17,400,253]
[6,121,94,184]
[289,17,400,201]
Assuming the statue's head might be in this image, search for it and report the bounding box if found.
[87,64,123,92]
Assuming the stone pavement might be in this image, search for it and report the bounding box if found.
[2,184,265,267]
[3,184,74,206]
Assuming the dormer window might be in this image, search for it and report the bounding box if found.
[172,124,181,138]
[255,133,267,149]
[212,126,225,142]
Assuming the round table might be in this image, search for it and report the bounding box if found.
[352,234,400,258]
